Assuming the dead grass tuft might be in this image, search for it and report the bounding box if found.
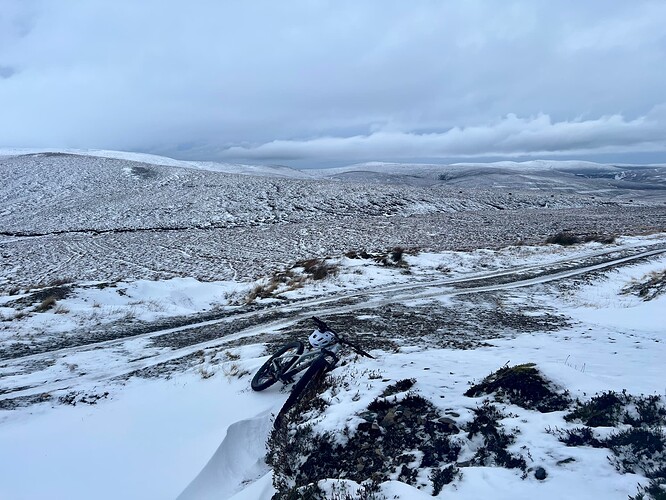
[296,258,339,280]
[35,295,58,312]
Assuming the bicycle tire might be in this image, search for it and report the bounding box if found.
[251,341,304,391]
[275,356,330,425]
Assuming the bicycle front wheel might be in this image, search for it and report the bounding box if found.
[251,341,304,391]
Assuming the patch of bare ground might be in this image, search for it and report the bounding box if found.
[145,309,293,350]
[127,334,268,379]
[303,297,569,352]
[0,303,292,360]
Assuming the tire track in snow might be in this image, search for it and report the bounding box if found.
[3,241,658,363]
[1,243,665,402]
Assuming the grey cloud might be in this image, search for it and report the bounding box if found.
[219,108,666,161]
[0,1,665,164]
[0,1,38,46]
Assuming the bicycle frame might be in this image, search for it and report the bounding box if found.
[251,316,374,393]
[279,343,341,382]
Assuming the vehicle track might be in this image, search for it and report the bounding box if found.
[3,240,661,362]
[1,243,665,403]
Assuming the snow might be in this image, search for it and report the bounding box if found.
[0,221,665,498]
[0,277,251,343]
[12,356,275,499]
[178,411,275,500]
[559,256,666,333]
[0,360,284,500]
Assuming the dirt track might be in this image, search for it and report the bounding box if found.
[1,242,664,408]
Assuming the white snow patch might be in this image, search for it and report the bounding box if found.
[1,235,665,499]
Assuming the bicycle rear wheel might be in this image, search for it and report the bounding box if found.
[251,341,304,391]
[274,356,331,425]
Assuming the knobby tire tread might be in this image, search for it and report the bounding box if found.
[250,340,304,391]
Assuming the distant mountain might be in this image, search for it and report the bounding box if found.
[3,148,664,193]
[310,160,666,193]
[1,150,665,236]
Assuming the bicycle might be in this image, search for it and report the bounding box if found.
[251,316,374,422]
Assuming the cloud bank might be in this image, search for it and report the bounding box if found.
[219,107,666,161]
[1,1,665,165]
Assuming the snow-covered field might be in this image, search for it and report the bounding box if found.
[1,151,665,291]
[1,151,666,499]
[1,234,665,500]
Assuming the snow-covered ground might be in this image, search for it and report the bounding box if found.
[2,150,665,293]
[1,235,665,499]
[1,147,665,499]
[1,234,660,348]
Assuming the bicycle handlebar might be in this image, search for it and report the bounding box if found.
[311,316,375,359]
[312,316,329,333]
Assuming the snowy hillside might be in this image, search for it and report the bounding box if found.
[2,152,642,236]
[1,151,665,292]
[313,160,666,193]
[0,152,494,234]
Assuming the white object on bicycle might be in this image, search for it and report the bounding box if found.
[308,329,335,349]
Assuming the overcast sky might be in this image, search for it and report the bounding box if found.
[1,1,665,167]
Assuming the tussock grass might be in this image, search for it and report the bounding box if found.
[34,295,58,312]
